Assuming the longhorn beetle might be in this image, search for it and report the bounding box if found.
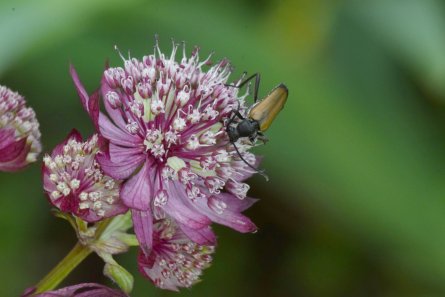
[225,73,288,180]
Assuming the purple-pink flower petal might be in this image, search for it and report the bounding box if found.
[179,224,216,245]
[96,151,145,180]
[120,161,153,210]
[132,209,153,255]
[0,136,27,162]
[98,114,141,147]
[23,283,127,297]
[70,65,100,130]
[101,78,127,130]
[162,181,211,229]
[197,194,257,233]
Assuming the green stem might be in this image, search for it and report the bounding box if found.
[32,217,115,294]
[33,242,92,294]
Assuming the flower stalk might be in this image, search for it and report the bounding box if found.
[32,217,117,294]
[33,242,92,294]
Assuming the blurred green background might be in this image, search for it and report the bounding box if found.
[2,0,445,296]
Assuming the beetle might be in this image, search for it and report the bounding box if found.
[225,73,288,180]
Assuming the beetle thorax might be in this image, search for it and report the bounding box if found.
[238,119,259,136]
[227,119,259,143]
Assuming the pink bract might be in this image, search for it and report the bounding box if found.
[23,283,127,297]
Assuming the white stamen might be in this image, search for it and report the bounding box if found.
[165,130,178,144]
[187,109,201,124]
[186,134,199,150]
[176,88,190,107]
[49,174,58,182]
[70,179,80,190]
[151,143,165,159]
[126,120,139,134]
[79,202,89,209]
[151,99,165,115]
[173,117,186,131]
[51,191,61,200]
[154,190,168,206]
[89,191,100,201]
[79,192,88,201]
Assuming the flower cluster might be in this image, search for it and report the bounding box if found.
[42,130,127,222]
[92,42,259,254]
[138,217,215,291]
[33,40,263,294]
[0,85,41,171]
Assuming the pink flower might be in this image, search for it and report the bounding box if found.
[0,85,41,171]
[72,41,259,253]
[22,283,127,297]
[138,217,215,291]
[42,130,127,222]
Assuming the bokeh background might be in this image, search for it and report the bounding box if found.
[1,0,445,296]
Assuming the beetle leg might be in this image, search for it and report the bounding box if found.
[227,107,245,128]
[232,141,269,181]
[226,96,245,126]
[257,133,269,144]
[249,135,257,144]
[225,73,261,103]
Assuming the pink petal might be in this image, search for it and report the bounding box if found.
[99,114,141,147]
[0,128,15,149]
[51,129,83,157]
[0,137,27,162]
[96,151,145,180]
[120,162,153,210]
[70,65,89,111]
[88,89,100,130]
[101,77,127,130]
[109,143,143,164]
[23,283,127,297]
[217,192,259,212]
[162,182,211,229]
[132,209,153,255]
[179,223,216,245]
[0,140,29,171]
[193,193,257,233]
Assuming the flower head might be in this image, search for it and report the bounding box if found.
[42,130,127,222]
[0,85,41,171]
[73,41,259,252]
[138,218,215,291]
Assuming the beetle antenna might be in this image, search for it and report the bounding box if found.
[232,142,269,181]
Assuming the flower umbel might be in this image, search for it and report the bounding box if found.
[43,130,127,222]
[138,218,215,291]
[75,41,260,253]
[0,85,41,171]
